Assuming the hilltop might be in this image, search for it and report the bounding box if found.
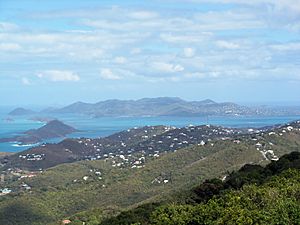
[0,120,77,145]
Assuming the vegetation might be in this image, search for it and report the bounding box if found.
[99,152,300,225]
[0,123,299,225]
[150,169,300,225]
[0,139,264,225]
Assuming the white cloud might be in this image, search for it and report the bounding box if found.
[192,10,265,31]
[171,64,185,72]
[274,0,300,14]
[286,22,300,32]
[184,72,206,79]
[37,70,80,82]
[151,62,185,73]
[81,19,160,31]
[146,76,182,83]
[0,30,143,56]
[129,11,158,20]
[183,48,196,57]
[169,76,181,82]
[100,68,122,80]
[130,48,141,54]
[0,43,22,51]
[0,22,19,32]
[216,40,240,49]
[114,56,127,64]
[1,3,299,87]
[21,77,31,85]
[270,42,300,51]
[182,0,300,13]
[160,33,206,43]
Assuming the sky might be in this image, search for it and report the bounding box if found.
[0,0,300,106]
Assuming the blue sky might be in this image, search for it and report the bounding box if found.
[0,0,300,106]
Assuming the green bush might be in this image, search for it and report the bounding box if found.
[150,169,300,225]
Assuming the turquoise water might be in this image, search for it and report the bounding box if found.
[0,107,299,153]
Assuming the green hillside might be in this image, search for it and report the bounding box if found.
[0,122,299,225]
[150,168,300,225]
[0,141,261,225]
[96,152,300,225]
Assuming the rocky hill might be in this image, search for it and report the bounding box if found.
[0,120,77,145]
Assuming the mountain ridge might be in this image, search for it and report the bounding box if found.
[50,97,255,117]
[7,97,300,117]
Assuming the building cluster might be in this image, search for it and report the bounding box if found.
[1,121,299,188]
[252,121,300,161]
[10,124,258,170]
[19,153,46,161]
[0,188,11,195]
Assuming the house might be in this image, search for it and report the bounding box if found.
[21,183,31,191]
[61,219,71,225]
[0,188,12,195]
[199,140,205,146]
[255,142,262,147]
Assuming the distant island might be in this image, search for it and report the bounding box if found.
[8,97,300,117]
[51,97,254,117]
[8,107,36,116]
[0,120,78,145]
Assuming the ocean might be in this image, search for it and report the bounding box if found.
[0,107,299,152]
